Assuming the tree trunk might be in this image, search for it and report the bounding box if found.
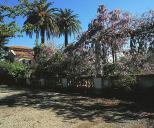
[102,43,108,63]
[95,40,102,76]
[64,31,68,47]
[111,43,115,63]
[130,35,136,54]
[115,52,117,62]
[41,29,45,45]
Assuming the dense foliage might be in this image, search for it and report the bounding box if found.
[0,2,153,92]
[23,0,58,44]
[65,5,154,77]
[32,44,94,78]
[56,9,81,47]
[0,61,28,79]
[22,0,81,46]
[0,1,23,44]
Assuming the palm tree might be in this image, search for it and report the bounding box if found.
[56,9,81,47]
[24,0,58,44]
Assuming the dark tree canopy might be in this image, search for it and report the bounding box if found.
[23,0,59,44]
[56,8,81,47]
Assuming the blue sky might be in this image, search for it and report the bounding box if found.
[3,0,154,48]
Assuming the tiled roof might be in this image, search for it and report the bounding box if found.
[10,45,32,50]
[9,45,33,59]
[15,51,33,59]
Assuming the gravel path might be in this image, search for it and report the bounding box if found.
[0,86,153,128]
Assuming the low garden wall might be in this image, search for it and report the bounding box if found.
[137,74,154,89]
[0,74,154,98]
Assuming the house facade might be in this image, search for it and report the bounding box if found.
[8,46,33,64]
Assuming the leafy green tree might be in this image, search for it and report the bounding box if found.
[56,9,81,47]
[0,3,21,60]
[0,4,20,44]
[0,22,19,44]
[0,61,28,79]
[23,0,58,44]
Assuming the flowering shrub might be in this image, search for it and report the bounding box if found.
[65,4,154,77]
[33,46,94,78]
[63,53,94,76]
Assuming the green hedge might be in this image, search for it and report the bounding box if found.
[0,61,28,79]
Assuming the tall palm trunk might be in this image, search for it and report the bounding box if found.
[64,31,68,47]
[41,28,45,44]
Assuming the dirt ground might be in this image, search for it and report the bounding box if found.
[0,85,153,128]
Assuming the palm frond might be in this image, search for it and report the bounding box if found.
[23,0,58,44]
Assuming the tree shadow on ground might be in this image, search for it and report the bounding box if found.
[0,86,154,124]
